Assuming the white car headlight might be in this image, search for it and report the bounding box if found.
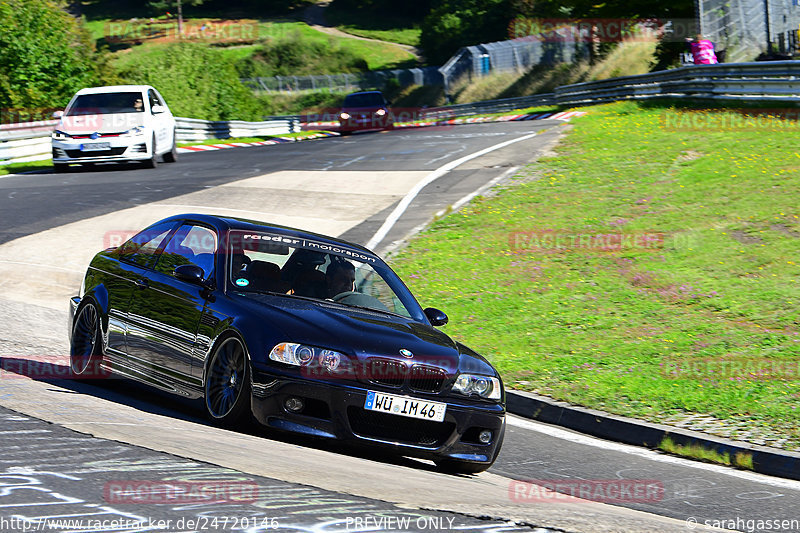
[121,126,145,137]
[452,373,502,400]
[269,342,342,371]
[51,130,72,140]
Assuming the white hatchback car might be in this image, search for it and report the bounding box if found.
[51,85,177,172]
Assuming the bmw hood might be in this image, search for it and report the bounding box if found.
[239,295,464,374]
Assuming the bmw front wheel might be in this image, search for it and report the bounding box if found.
[205,336,251,426]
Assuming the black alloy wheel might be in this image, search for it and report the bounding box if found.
[205,336,251,425]
[70,303,102,377]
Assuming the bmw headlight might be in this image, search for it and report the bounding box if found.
[269,342,342,371]
[51,130,72,140]
[121,126,145,137]
[452,373,502,400]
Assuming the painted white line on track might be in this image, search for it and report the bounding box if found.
[151,203,289,216]
[506,414,800,492]
[365,131,539,250]
[443,165,520,216]
[0,259,83,273]
[382,165,522,258]
[0,171,44,180]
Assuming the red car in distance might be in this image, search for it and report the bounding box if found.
[338,91,394,135]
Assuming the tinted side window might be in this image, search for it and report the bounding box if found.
[155,224,217,278]
[118,222,176,269]
[148,89,162,109]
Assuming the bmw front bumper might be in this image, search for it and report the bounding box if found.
[249,368,505,465]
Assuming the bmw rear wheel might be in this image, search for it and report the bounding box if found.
[205,336,251,426]
[70,303,102,377]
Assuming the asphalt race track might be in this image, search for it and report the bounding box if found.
[1,121,799,532]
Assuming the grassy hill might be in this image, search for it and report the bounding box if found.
[392,100,800,451]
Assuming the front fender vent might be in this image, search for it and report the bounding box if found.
[199,313,219,328]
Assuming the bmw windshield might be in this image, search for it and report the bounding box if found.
[226,230,425,321]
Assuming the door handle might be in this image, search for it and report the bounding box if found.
[135,278,149,290]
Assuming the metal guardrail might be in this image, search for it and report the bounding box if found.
[421,94,557,120]
[0,116,299,166]
[174,116,299,142]
[551,61,800,105]
[425,61,800,121]
[3,61,800,166]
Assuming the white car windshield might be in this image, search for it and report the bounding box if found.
[227,230,422,320]
[66,92,145,115]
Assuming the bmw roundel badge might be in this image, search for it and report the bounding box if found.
[399,349,413,358]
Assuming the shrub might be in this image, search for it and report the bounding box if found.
[117,41,265,120]
[236,32,369,78]
[420,0,511,65]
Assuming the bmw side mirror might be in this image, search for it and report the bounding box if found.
[174,264,207,285]
[151,104,165,114]
[424,307,448,326]
[52,110,64,119]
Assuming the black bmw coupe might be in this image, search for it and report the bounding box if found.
[69,214,505,473]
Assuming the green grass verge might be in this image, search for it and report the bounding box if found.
[96,18,414,72]
[0,160,53,176]
[659,436,754,469]
[324,8,421,47]
[255,21,415,70]
[176,131,330,147]
[277,130,331,139]
[390,100,800,449]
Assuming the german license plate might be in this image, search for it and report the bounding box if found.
[364,391,446,422]
[80,142,110,151]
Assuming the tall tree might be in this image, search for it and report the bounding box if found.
[420,0,511,64]
[148,0,205,35]
[0,0,99,111]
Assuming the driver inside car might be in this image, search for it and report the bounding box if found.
[326,258,356,298]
